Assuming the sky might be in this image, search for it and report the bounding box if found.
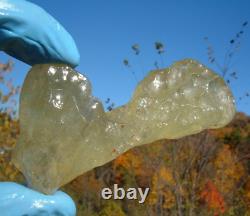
[0,0,250,114]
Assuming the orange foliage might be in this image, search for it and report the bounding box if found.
[244,177,250,209]
[0,113,23,182]
[210,127,233,139]
[200,180,226,216]
[158,166,175,186]
[213,145,244,193]
[113,150,143,176]
[147,165,175,209]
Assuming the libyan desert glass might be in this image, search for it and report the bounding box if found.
[12,59,235,194]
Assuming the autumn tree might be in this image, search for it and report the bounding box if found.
[99,201,126,216]
[0,60,20,116]
[0,60,23,183]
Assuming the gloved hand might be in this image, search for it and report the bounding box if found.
[0,182,76,216]
[0,0,80,67]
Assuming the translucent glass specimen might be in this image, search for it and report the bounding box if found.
[12,59,235,194]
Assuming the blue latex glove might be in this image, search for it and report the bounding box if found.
[0,0,80,67]
[0,182,76,216]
